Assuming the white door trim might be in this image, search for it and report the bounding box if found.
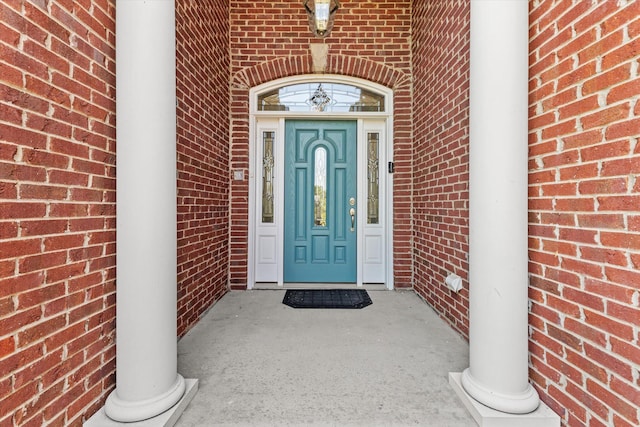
[247,75,394,290]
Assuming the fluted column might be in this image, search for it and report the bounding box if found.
[461,0,540,414]
[105,0,185,422]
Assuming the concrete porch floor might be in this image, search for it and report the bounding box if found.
[175,290,476,426]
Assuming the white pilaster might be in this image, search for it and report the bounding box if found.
[462,0,540,416]
[105,0,185,422]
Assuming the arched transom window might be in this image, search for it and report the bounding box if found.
[257,82,385,113]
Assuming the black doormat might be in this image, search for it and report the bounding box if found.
[283,289,372,309]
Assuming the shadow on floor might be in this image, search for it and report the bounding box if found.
[176,290,475,426]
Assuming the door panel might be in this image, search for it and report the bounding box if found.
[284,120,357,283]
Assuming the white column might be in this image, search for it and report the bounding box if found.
[462,0,540,414]
[105,0,185,422]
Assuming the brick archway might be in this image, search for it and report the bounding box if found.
[229,54,413,289]
[231,55,410,90]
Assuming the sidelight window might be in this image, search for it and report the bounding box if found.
[261,131,275,223]
[367,132,379,224]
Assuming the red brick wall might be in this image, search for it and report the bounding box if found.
[0,0,230,424]
[0,1,117,425]
[228,0,413,288]
[3,1,638,426]
[411,0,470,338]
[529,1,640,426]
[176,0,230,336]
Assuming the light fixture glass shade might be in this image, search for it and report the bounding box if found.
[304,0,340,38]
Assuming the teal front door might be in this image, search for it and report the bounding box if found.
[284,120,357,283]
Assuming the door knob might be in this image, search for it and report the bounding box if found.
[349,207,356,231]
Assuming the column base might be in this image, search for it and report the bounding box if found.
[85,378,198,427]
[450,373,560,427]
[105,375,186,422]
[461,368,540,414]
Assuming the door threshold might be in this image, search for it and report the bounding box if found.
[253,282,388,290]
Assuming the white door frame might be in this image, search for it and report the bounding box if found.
[247,75,394,289]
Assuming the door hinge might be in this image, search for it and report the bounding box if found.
[388,162,395,173]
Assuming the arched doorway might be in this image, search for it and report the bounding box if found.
[247,75,394,289]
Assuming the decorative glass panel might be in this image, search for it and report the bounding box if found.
[262,131,275,223]
[258,83,385,113]
[308,84,332,112]
[314,148,327,227]
[367,132,379,224]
